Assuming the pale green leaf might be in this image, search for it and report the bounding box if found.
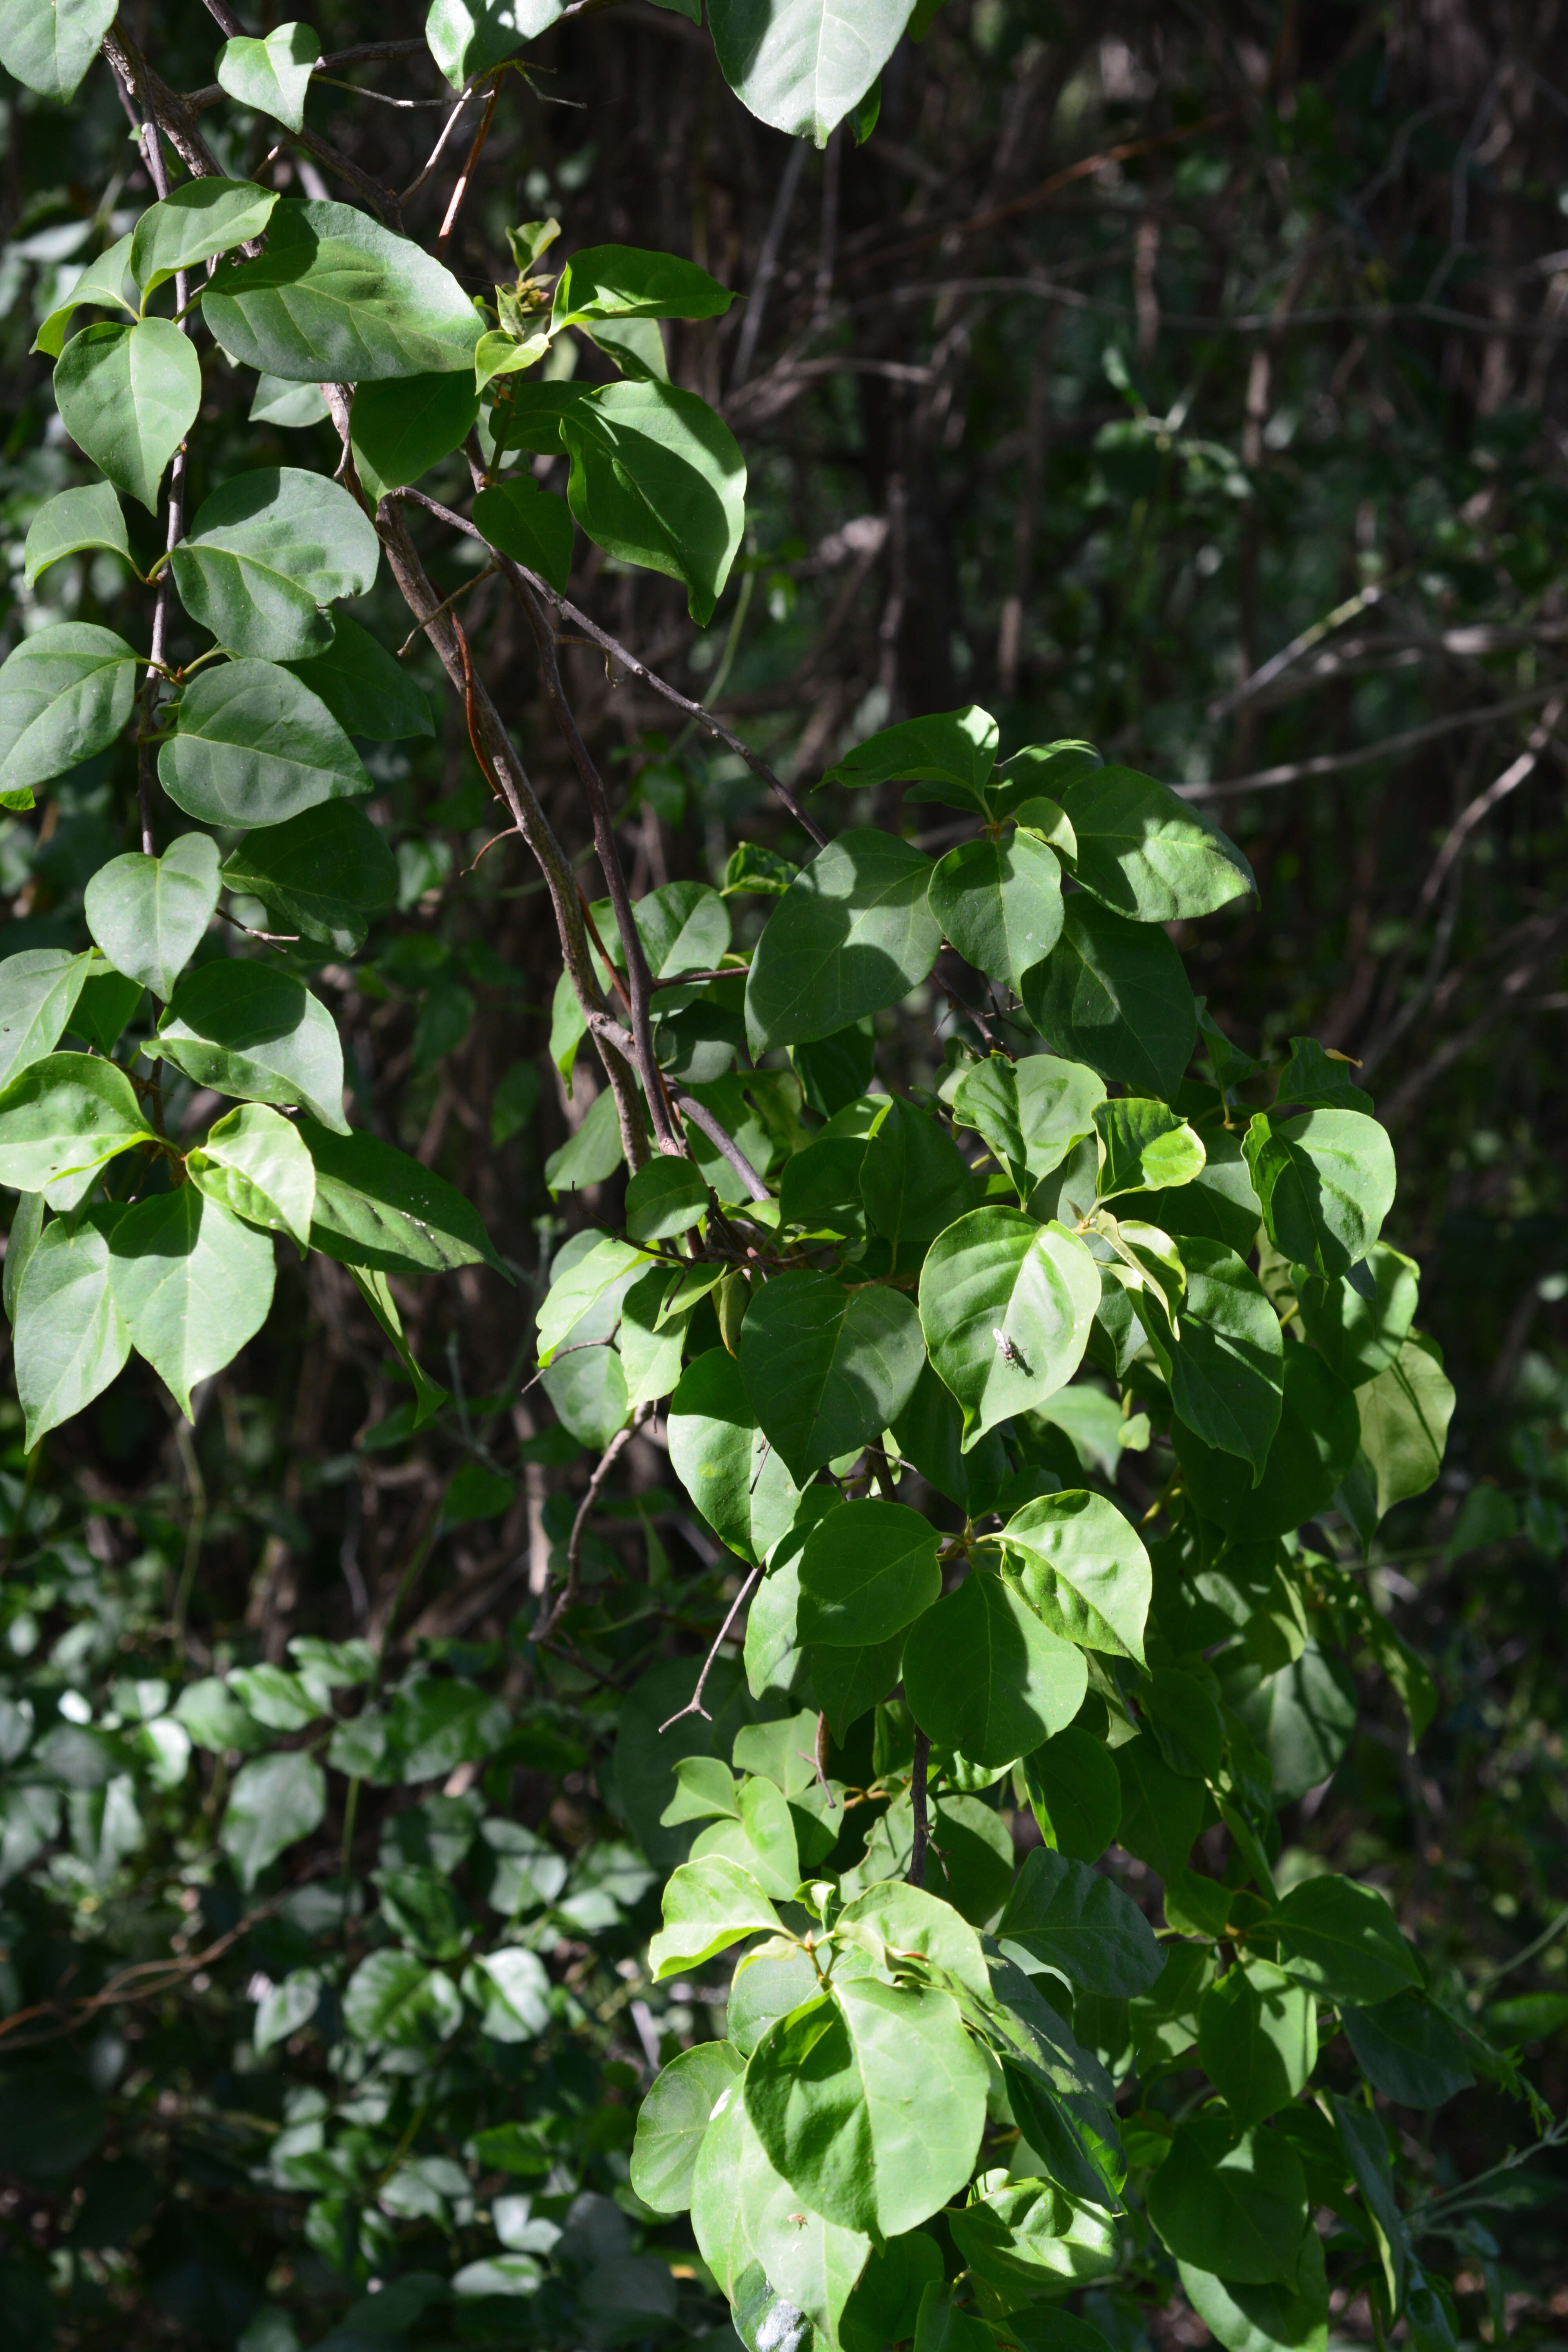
[796,1497,940,1646]
[83,832,219,1001]
[1355,1337,1454,1517]
[168,466,379,662]
[1003,1488,1152,1661]
[107,1185,276,1415]
[668,1346,805,1564]
[928,828,1063,991]
[1059,764,1255,921]
[630,2040,744,2213]
[918,1207,1099,1447]
[1244,1108,1396,1280]
[561,379,746,626]
[0,1051,152,1193]
[187,1103,316,1249]
[22,482,133,588]
[13,1217,130,1448]
[553,243,733,327]
[950,1051,1105,1203]
[130,180,278,295]
[709,0,922,144]
[215,23,320,132]
[647,1853,783,1978]
[301,1116,504,1275]
[0,948,96,1085]
[155,960,347,1133]
[53,318,201,512]
[425,0,564,83]
[820,704,997,813]
[221,1749,326,1887]
[0,621,138,805]
[0,0,115,101]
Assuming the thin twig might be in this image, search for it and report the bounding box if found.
[731,143,807,391]
[909,1732,931,1888]
[1182,682,1567,799]
[536,1407,655,1644]
[436,71,501,256]
[400,74,484,205]
[659,1564,763,1731]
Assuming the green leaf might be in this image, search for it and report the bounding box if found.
[536,1234,648,1358]
[1021,1724,1122,1863]
[1330,2094,1408,2316]
[155,960,347,1133]
[821,705,997,812]
[106,1185,276,1415]
[23,482,134,588]
[1175,1343,1359,1541]
[1114,1736,1205,1880]
[648,1854,784,1977]
[625,1157,708,1242]
[1245,1109,1396,1280]
[1022,896,1197,1100]
[797,1498,940,1646]
[283,614,435,742]
[744,1977,989,2236]
[1295,1243,1417,1388]
[840,2231,944,2352]
[747,828,940,1053]
[83,832,219,1001]
[2,1187,44,1323]
[1271,1873,1420,2005]
[351,372,481,506]
[903,1570,1086,1768]
[1095,1098,1205,1201]
[1127,1124,1262,1257]
[0,949,97,1085]
[1059,765,1255,921]
[0,0,114,98]
[1225,1641,1357,1804]
[215,23,320,132]
[918,1207,1099,1448]
[553,244,735,327]
[1342,1991,1474,2109]
[561,379,746,626]
[859,1096,973,1273]
[709,0,924,145]
[248,371,330,427]
[998,1845,1164,1993]
[668,1348,806,1564]
[53,318,201,513]
[301,1117,504,1276]
[13,1217,131,1449]
[836,1880,990,1995]
[1178,2227,1328,2352]
[1002,1489,1152,1662]
[203,198,482,381]
[0,1052,152,1194]
[914,2285,996,2352]
[1198,1960,1316,2126]
[692,2078,871,2336]
[1146,2116,1308,2286]
[1276,1036,1374,1113]
[951,1051,1105,1202]
[130,180,278,296]
[221,799,397,955]
[187,1103,316,1250]
[31,232,136,360]
[1145,1239,1283,1473]
[220,1747,326,1888]
[341,1947,463,2047]
[425,0,565,83]
[737,1269,925,1484]
[630,2041,745,2212]
[0,621,139,805]
[928,828,1063,992]
[543,1087,624,1195]
[168,466,379,662]
[160,659,371,827]
[472,475,576,593]
[1355,1337,1454,1517]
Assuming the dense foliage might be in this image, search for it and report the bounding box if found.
[0,3,1566,2348]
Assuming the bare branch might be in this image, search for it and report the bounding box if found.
[659,1563,764,1732]
[535,1405,655,1645]
[1181,682,1568,800]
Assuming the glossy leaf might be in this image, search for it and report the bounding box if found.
[1146,2116,1309,2286]
[160,660,371,828]
[1002,1488,1152,1661]
[553,244,734,326]
[221,1749,326,1887]
[220,799,397,953]
[53,318,201,512]
[560,379,746,625]
[351,371,481,505]
[746,828,940,1052]
[998,1845,1165,1993]
[0,621,138,806]
[1022,895,1197,1101]
[709,0,924,145]
[918,1207,1099,1447]
[283,614,435,741]
[648,1854,783,1978]
[156,960,347,1133]
[0,948,95,1086]
[1058,764,1255,921]
[1245,1109,1397,1280]
[1271,1873,1421,2005]
[13,1218,131,1449]
[168,466,379,662]
[1095,1097,1205,1200]
[23,481,133,588]
[737,1270,925,1484]
[797,1499,941,1646]
[215,24,320,132]
[744,1977,988,2237]
[902,1570,1087,1767]
[130,180,278,295]
[0,0,115,99]
[630,2040,744,2212]
[472,475,576,593]
[187,1103,316,1250]
[107,1185,277,1416]
[951,1051,1105,1201]
[928,826,1063,989]
[301,1118,505,1276]
[203,199,482,381]
[426,0,565,83]
[0,1053,152,1194]
[83,831,220,1000]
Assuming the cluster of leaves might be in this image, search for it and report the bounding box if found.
[0,2,1564,2348]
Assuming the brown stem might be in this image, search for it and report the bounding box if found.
[909,1731,931,1887]
[535,1403,653,1644]
[659,1564,763,1732]
[436,70,501,255]
[508,570,683,1154]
